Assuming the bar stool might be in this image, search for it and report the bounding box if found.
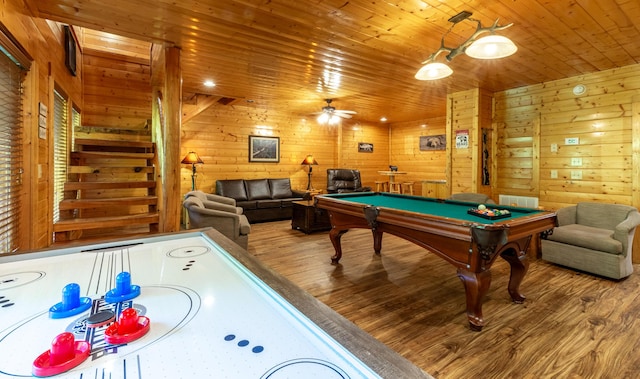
[401,182,414,195]
[375,181,389,192]
[389,182,402,194]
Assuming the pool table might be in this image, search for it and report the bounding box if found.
[315,192,557,331]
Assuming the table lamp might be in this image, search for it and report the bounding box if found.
[182,151,204,191]
[301,154,318,190]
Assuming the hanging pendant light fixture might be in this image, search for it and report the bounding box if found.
[415,11,516,81]
[465,35,518,59]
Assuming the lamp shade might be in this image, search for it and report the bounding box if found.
[181,151,204,165]
[415,62,453,81]
[465,35,517,59]
[301,155,318,165]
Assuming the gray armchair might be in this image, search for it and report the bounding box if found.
[326,169,372,193]
[448,193,496,204]
[541,202,640,279]
[183,196,251,249]
[185,190,243,214]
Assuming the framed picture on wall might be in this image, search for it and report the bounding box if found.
[249,135,280,163]
[358,142,373,153]
[420,135,446,151]
[63,25,77,77]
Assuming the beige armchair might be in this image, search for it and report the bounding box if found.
[183,196,251,249]
[541,202,640,279]
[448,193,496,204]
[185,190,243,214]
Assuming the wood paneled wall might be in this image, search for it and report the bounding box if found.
[446,88,493,198]
[2,0,83,250]
[494,64,640,211]
[389,116,447,192]
[181,104,390,195]
[82,47,151,129]
[340,122,389,189]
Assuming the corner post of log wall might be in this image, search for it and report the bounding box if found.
[151,44,182,232]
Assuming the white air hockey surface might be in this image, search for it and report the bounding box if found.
[0,232,381,378]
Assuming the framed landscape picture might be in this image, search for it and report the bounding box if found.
[249,135,280,163]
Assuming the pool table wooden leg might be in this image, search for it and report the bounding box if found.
[457,268,491,331]
[500,246,528,303]
[329,228,349,264]
[372,230,383,254]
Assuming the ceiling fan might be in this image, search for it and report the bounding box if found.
[312,99,356,125]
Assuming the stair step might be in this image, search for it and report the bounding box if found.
[75,138,154,149]
[68,166,155,174]
[53,213,159,233]
[64,181,156,191]
[71,151,155,160]
[59,196,158,210]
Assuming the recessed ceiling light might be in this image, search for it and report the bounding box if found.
[572,84,586,96]
[203,80,215,87]
[380,117,388,122]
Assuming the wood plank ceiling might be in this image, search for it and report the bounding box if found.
[28,0,640,123]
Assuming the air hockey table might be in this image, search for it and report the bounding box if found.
[0,228,430,378]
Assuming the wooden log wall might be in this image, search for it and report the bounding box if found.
[389,116,447,194]
[339,122,389,189]
[494,64,640,211]
[2,0,83,250]
[181,105,390,195]
[446,88,493,198]
[81,30,152,130]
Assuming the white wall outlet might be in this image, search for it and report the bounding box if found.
[550,143,558,152]
[565,137,580,145]
[571,157,582,166]
[550,170,558,179]
[571,170,582,180]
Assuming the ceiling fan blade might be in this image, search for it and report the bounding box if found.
[334,110,357,114]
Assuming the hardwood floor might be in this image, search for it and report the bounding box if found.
[247,220,640,379]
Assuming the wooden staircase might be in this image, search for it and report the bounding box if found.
[54,138,159,242]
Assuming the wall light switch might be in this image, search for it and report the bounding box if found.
[550,143,558,152]
[550,170,558,179]
[571,157,582,166]
[571,170,582,180]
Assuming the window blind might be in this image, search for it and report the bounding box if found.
[0,48,23,253]
[52,90,68,223]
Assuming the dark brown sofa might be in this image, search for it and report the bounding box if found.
[215,178,305,223]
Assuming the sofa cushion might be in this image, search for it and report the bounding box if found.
[547,224,622,255]
[269,178,294,199]
[576,202,634,230]
[257,199,282,209]
[216,180,248,201]
[236,200,258,210]
[245,179,272,200]
[280,199,296,207]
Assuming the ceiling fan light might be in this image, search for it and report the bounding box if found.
[317,113,330,124]
[328,114,340,125]
[465,35,517,59]
[415,62,453,80]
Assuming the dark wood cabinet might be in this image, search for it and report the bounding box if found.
[291,200,331,234]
